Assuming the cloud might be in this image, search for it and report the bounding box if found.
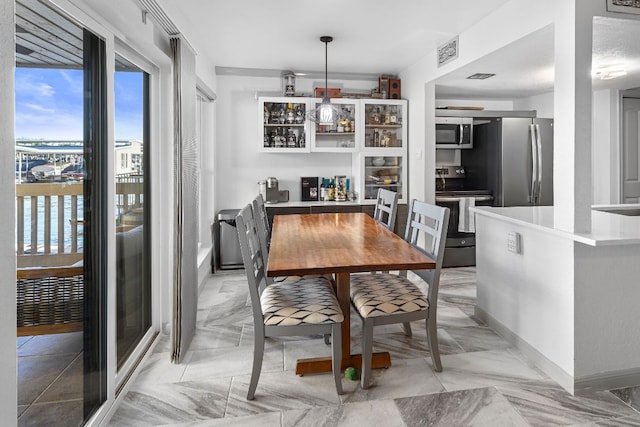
[21,102,56,114]
[15,75,55,97]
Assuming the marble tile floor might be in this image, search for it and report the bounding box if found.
[108,267,640,426]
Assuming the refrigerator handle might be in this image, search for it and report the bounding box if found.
[529,124,538,204]
[535,123,543,204]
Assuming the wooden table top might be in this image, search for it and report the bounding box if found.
[267,212,436,277]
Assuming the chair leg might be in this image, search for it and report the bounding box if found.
[361,319,374,389]
[401,322,412,337]
[247,328,265,400]
[331,323,343,395]
[426,315,442,372]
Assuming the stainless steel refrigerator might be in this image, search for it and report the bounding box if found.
[462,117,553,206]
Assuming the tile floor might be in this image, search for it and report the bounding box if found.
[105,267,640,426]
[17,331,83,426]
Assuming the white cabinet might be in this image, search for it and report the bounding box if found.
[354,99,407,203]
[259,97,310,153]
[309,98,360,153]
[257,96,408,204]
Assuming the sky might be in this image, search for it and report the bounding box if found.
[15,68,143,141]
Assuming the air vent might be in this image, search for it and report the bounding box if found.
[466,73,495,80]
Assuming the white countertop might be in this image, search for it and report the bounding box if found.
[472,205,640,246]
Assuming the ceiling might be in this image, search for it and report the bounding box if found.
[14,0,640,98]
[155,0,512,75]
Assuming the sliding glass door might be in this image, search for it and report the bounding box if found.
[114,54,151,370]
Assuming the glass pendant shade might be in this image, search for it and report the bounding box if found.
[318,98,334,125]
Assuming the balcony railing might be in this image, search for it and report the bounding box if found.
[16,177,144,268]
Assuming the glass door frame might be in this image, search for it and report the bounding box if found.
[111,40,161,391]
[43,1,162,425]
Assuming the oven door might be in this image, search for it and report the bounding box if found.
[435,194,493,267]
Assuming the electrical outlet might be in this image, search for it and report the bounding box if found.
[507,231,521,254]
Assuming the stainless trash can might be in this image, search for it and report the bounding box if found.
[217,209,243,269]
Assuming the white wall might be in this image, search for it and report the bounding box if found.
[574,243,640,379]
[0,1,17,423]
[214,75,377,210]
[514,92,554,118]
[475,214,575,387]
[591,89,620,205]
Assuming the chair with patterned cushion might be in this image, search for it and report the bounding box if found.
[350,199,449,389]
[373,188,400,232]
[235,203,344,399]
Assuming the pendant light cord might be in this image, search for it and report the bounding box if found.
[324,39,328,94]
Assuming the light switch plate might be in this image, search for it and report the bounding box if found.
[507,231,521,254]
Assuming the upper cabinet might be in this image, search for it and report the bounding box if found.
[309,98,360,153]
[360,99,407,152]
[259,97,311,153]
[258,96,406,155]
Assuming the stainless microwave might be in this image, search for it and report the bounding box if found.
[435,117,473,149]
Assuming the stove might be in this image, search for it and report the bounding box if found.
[435,167,494,267]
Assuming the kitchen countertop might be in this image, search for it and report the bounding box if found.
[472,204,640,246]
[264,200,365,208]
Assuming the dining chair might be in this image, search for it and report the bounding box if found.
[349,199,450,389]
[252,193,271,250]
[235,204,344,399]
[373,188,400,232]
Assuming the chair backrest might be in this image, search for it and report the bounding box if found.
[236,204,268,326]
[251,194,275,285]
[373,188,400,232]
[252,193,271,249]
[403,199,450,303]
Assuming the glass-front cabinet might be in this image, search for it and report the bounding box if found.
[361,99,406,150]
[257,96,407,203]
[355,99,407,203]
[259,97,311,153]
[355,153,407,203]
[309,98,359,153]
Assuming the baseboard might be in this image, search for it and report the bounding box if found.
[574,368,640,394]
[475,306,575,393]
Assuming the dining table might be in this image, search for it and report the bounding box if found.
[266,212,436,375]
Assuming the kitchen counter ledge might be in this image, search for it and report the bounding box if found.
[472,205,640,246]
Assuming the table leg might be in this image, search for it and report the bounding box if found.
[335,272,352,369]
[294,272,392,376]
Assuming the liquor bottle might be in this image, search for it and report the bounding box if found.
[286,127,297,147]
[295,105,305,124]
[327,178,336,201]
[373,128,380,147]
[320,177,327,201]
[298,131,305,148]
[286,103,295,124]
[384,108,391,125]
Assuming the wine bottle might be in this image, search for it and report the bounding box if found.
[320,177,326,201]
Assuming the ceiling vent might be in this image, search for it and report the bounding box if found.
[466,73,496,80]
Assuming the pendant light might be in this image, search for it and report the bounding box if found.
[308,36,346,125]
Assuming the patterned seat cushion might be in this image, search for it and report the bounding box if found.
[261,277,344,326]
[350,273,429,319]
